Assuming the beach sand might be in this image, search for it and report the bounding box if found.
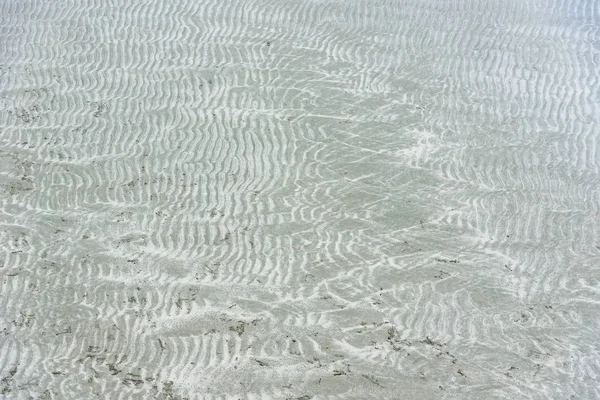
[0,0,599,398]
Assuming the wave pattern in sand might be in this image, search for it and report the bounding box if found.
[1,0,599,398]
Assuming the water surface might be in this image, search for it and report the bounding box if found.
[0,0,599,398]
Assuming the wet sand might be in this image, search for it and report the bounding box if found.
[0,0,599,398]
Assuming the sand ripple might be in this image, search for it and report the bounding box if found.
[1,0,599,398]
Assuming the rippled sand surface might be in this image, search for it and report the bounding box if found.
[1,0,599,398]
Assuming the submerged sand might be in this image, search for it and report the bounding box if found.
[0,0,599,398]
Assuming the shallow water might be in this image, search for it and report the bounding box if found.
[1,0,599,398]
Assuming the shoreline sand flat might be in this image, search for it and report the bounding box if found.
[0,0,598,398]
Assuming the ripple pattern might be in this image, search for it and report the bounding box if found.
[1,0,599,398]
